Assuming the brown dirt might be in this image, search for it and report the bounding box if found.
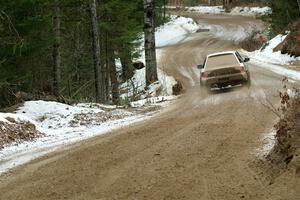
[0,14,299,200]
[274,20,300,57]
[0,118,42,149]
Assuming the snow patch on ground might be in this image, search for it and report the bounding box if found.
[242,34,300,81]
[230,6,272,16]
[131,96,177,108]
[121,16,197,100]
[186,6,271,17]
[187,6,224,14]
[0,113,30,123]
[250,60,300,81]
[120,49,177,100]
[256,129,276,157]
[0,101,166,175]
[243,34,300,65]
[155,15,199,47]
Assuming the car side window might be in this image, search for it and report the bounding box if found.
[235,52,244,63]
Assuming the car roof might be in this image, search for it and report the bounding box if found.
[207,51,237,58]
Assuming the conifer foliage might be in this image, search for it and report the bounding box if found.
[0,0,167,107]
[262,0,300,34]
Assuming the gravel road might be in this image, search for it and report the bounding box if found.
[0,13,299,200]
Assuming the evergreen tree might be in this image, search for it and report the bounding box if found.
[262,0,300,34]
[144,0,158,86]
[0,0,166,107]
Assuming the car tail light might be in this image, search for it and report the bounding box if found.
[235,66,246,72]
[201,71,209,77]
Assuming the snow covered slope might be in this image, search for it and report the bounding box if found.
[242,34,300,81]
[0,100,169,174]
[244,34,300,65]
[121,16,198,100]
[156,15,199,47]
[186,6,271,17]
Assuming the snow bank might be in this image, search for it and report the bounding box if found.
[242,34,300,81]
[230,6,272,16]
[155,15,199,47]
[122,16,196,100]
[120,50,177,100]
[0,113,42,150]
[131,96,176,108]
[256,129,276,157]
[244,34,300,65]
[186,6,271,17]
[187,6,224,14]
[0,113,30,123]
[0,101,159,174]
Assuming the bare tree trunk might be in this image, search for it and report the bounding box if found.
[120,46,133,81]
[89,0,103,103]
[297,0,300,14]
[144,0,158,86]
[223,0,232,12]
[109,50,119,105]
[53,1,61,97]
[104,30,110,103]
[163,0,166,20]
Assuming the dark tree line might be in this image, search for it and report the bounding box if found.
[261,0,300,34]
[0,0,167,107]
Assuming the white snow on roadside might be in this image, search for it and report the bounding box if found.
[186,6,271,17]
[187,6,225,14]
[242,34,300,81]
[131,96,177,108]
[0,113,29,123]
[0,101,159,174]
[249,60,300,81]
[120,49,177,99]
[230,6,272,16]
[121,16,197,99]
[155,15,199,47]
[256,129,276,157]
[244,34,300,65]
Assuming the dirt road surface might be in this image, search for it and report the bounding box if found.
[0,14,299,200]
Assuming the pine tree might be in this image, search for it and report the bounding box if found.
[144,0,158,86]
[0,0,166,107]
[262,0,300,34]
[52,0,62,97]
[89,0,103,103]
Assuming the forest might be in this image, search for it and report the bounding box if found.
[0,0,299,109]
[0,0,167,108]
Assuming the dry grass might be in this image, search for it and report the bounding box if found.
[0,118,43,149]
[266,79,300,170]
[240,31,265,51]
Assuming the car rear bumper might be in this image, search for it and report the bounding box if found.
[201,72,248,88]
